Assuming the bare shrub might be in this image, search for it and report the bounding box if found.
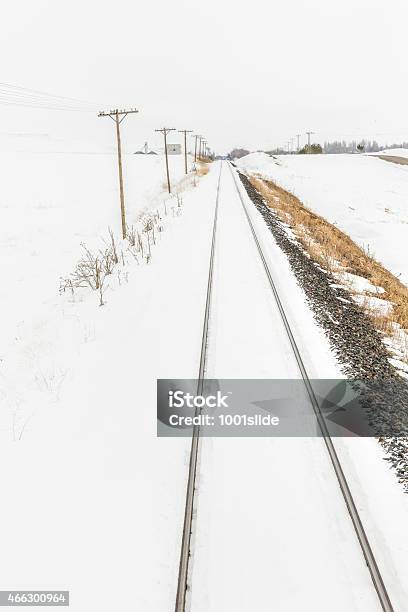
[73,244,102,290]
[109,228,119,264]
[126,245,139,263]
[137,231,144,257]
[98,245,115,277]
[143,221,152,257]
[126,224,138,247]
[59,199,174,306]
[59,242,109,305]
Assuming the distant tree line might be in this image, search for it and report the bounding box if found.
[299,143,322,154]
[229,148,251,159]
[229,139,408,159]
[267,139,408,155]
[323,140,391,153]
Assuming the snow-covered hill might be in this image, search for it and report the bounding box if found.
[368,148,408,158]
[237,152,408,285]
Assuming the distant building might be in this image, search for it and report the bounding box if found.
[167,143,181,155]
[134,141,157,155]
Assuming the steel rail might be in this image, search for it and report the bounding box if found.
[174,164,223,612]
[228,161,394,612]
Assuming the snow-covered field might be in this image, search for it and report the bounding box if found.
[237,152,408,285]
[0,136,218,609]
[1,147,407,611]
[0,139,192,435]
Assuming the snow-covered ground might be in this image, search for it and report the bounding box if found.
[0,137,192,434]
[236,152,408,285]
[192,166,378,611]
[0,139,217,609]
[189,164,408,611]
[1,149,407,611]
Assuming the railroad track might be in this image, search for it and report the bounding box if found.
[174,160,394,612]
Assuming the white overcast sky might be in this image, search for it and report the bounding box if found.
[1,0,407,153]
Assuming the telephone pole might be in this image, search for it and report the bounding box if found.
[296,133,301,151]
[193,135,201,163]
[155,127,176,193]
[178,129,193,174]
[198,136,205,161]
[306,131,315,153]
[98,108,138,239]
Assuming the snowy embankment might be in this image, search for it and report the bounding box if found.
[0,138,216,610]
[236,152,408,285]
[0,142,190,433]
[368,148,408,159]
[190,164,408,611]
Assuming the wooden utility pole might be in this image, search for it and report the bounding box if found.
[98,108,138,239]
[306,131,315,153]
[296,133,301,151]
[155,127,176,193]
[193,134,201,163]
[178,129,193,174]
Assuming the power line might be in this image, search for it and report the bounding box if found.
[0,91,94,106]
[0,99,96,112]
[0,82,101,107]
[0,93,97,112]
[0,82,107,112]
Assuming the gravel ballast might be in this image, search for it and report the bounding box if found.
[237,169,408,491]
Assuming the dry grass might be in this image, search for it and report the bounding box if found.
[197,161,210,176]
[249,175,408,335]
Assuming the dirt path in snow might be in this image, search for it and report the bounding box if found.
[374,155,408,166]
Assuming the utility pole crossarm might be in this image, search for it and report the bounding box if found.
[155,127,176,134]
[98,108,139,117]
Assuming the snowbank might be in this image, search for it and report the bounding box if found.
[237,152,408,284]
[368,148,408,158]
